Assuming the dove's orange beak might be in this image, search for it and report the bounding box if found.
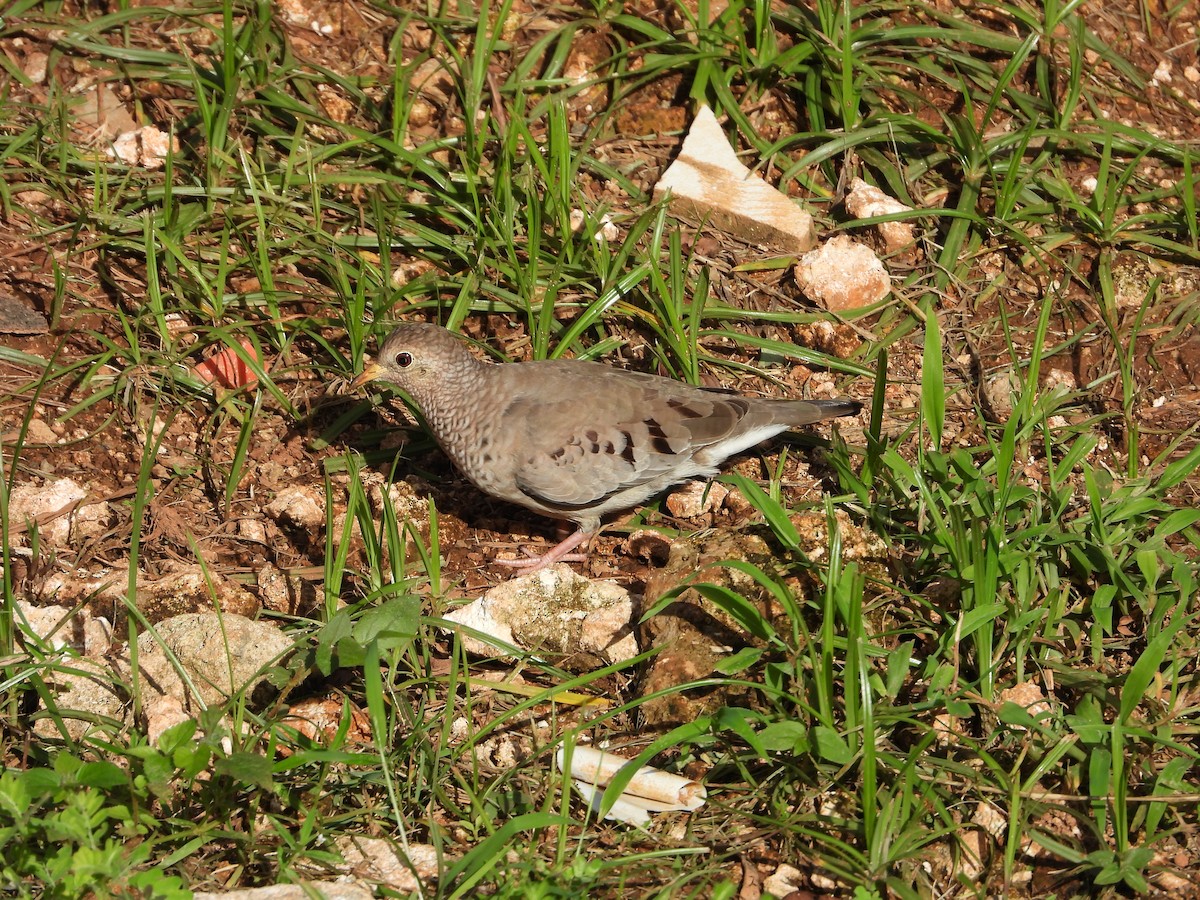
[350,362,385,391]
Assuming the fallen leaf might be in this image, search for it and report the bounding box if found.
[194,338,264,388]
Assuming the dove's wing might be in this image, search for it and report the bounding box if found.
[498,367,799,520]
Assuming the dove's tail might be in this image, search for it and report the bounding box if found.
[778,398,863,426]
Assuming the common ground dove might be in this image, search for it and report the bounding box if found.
[352,323,861,570]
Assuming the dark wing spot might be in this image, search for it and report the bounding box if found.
[619,430,637,464]
[666,398,705,418]
[645,417,676,455]
[585,429,599,442]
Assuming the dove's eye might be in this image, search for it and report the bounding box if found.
[396,352,414,368]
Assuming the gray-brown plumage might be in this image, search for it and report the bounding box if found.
[353,323,861,569]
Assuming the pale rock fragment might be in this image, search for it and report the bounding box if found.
[281,696,371,749]
[31,657,127,742]
[932,712,962,746]
[13,190,51,211]
[15,601,112,657]
[9,477,112,548]
[19,607,124,748]
[973,801,1007,839]
[1152,849,1193,893]
[30,611,293,744]
[24,418,60,444]
[316,84,352,123]
[365,474,428,525]
[654,105,816,252]
[17,602,123,742]
[73,83,137,141]
[984,369,1022,422]
[239,517,268,544]
[794,235,891,311]
[811,871,839,891]
[474,732,531,769]
[110,126,178,169]
[1042,368,1076,393]
[1155,869,1193,893]
[570,208,619,242]
[763,864,804,897]
[957,830,988,881]
[1150,58,1173,86]
[141,692,190,746]
[442,565,638,668]
[23,52,49,84]
[42,570,124,609]
[267,485,326,530]
[996,680,1051,729]
[134,565,261,620]
[390,258,434,287]
[409,57,454,106]
[274,0,334,34]
[336,836,441,893]
[131,412,172,458]
[844,177,917,256]
[119,613,292,742]
[258,563,293,610]
[665,480,728,519]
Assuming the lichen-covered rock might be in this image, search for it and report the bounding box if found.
[443,565,638,669]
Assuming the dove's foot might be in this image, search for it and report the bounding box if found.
[493,528,593,572]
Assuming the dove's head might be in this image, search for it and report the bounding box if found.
[351,323,484,411]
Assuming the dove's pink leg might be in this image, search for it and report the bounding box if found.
[493,528,593,572]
